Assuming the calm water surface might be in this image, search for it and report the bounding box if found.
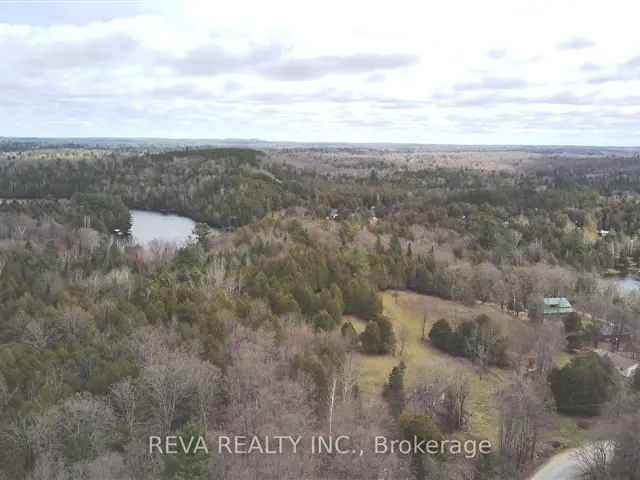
[603,276,640,294]
[129,210,197,246]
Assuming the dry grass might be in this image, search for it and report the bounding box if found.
[348,290,586,445]
[347,290,523,441]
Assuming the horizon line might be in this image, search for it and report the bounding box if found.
[2,136,640,149]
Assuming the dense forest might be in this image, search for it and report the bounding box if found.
[2,147,640,479]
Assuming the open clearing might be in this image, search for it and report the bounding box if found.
[349,290,586,446]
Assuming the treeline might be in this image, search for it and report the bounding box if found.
[0,216,430,479]
[0,193,130,234]
[428,315,509,367]
[0,148,299,228]
[235,217,583,329]
[4,147,640,273]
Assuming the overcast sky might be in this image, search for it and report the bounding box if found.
[1,0,639,145]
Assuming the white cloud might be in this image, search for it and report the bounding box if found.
[0,0,639,144]
[454,77,528,91]
[557,36,595,50]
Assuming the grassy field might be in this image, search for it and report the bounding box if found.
[349,290,586,447]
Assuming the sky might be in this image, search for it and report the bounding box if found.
[1,0,639,145]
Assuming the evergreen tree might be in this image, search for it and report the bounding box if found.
[361,321,382,354]
[341,321,359,346]
[383,361,406,419]
[163,423,209,480]
[429,318,452,351]
[549,353,616,416]
[399,413,444,480]
[313,310,336,332]
[376,316,396,355]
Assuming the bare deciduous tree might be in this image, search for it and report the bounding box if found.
[576,441,612,480]
[56,394,116,457]
[497,378,549,475]
[578,412,640,480]
[340,350,358,404]
[70,452,131,480]
[398,325,410,357]
[142,353,195,437]
[110,378,138,437]
[441,378,470,433]
[27,453,65,480]
[191,361,220,432]
[533,322,566,377]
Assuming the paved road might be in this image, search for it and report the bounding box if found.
[530,448,582,480]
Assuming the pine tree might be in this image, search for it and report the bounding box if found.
[163,423,209,480]
[376,316,396,355]
[313,310,336,332]
[429,318,452,351]
[383,362,406,419]
[361,321,382,354]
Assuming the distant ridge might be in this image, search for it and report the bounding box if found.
[1,136,639,154]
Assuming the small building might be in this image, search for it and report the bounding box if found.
[543,297,574,317]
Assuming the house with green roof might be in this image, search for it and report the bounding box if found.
[543,297,574,317]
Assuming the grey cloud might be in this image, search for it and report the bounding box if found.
[3,32,140,71]
[437,89,640,108]
[454,76,527,91]
[588,74,618,84]
[367,73,386,83]
[444,110,634,136]
[528,92,593,106]
[623,55,640,69]
[165,42,284,76]
[580,62,601,72]
[165,44,417,81]
[377,99,426,110]
[245,92,309,104]
[0,2,154,26]
[260,53,418,81]
[49,34,139,68]
[557,36,594,50]
[243,89,427,109]
[488,49,506,59]
[587,54,640,84]
[349,84,639,110]
[149,84,214,100]
[448,93,507,107]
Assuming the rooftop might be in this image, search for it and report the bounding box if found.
[543,297,573,315]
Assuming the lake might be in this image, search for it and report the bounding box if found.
[0,200,207,247]
[602,276,640,294]
[129,210,198,246]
